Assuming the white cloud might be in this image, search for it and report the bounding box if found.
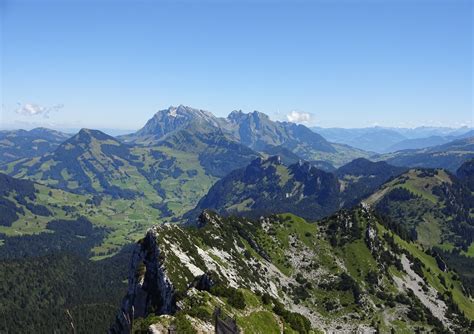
[15,103,63,118]
[286,110,313,124]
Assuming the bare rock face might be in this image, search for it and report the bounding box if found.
[147,323,168,334]
[147,315,174,334]
[109,227,175,334]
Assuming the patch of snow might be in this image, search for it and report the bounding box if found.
[168,107,177,117]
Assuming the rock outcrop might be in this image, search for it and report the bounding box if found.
[109,227,175,334]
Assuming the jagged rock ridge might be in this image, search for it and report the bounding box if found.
[110,208,473,333]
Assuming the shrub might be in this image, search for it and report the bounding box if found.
[261,293,272,305]
[273,300,312,333]
[210,285,246,309]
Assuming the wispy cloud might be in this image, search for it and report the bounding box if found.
[15,103,63,118]
[286,110,313,124]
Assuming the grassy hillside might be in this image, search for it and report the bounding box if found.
[0,172,166,257]
[366,168,474,294]
[366,169,473,251]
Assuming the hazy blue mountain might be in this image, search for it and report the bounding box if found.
[394,126,473,139]
[455,129,474,139]
[0,127,71,163]
[311,126,406,153]
[385,135,450,152]
[312,126,473,153]
[381,136,474,172]
[384,129,474,152]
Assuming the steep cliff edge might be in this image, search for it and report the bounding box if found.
[109,226,175,333]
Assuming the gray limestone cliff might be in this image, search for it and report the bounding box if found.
[109,227,175,334]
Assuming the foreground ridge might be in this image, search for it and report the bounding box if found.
[110,207,474,333]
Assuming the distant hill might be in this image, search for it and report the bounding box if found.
[386,135,450,152]
[312,127,406,153]
[0,128,70,164]
[385,130,474,152]
[336,158,407,207]
[1,126,260,222]
[312,126,473,153]
[379,136,474,172]
[1,128,146,198]
[395,126,473,139]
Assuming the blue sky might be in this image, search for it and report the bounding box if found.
[1,0,472,130]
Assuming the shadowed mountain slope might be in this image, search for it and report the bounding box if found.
[188,157,406,222]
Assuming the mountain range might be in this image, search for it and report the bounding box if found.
[120,105,369,166]
[1,105,474,333]
[0,127,71,164]
[312,126,473,153]
[378,136,474,172]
